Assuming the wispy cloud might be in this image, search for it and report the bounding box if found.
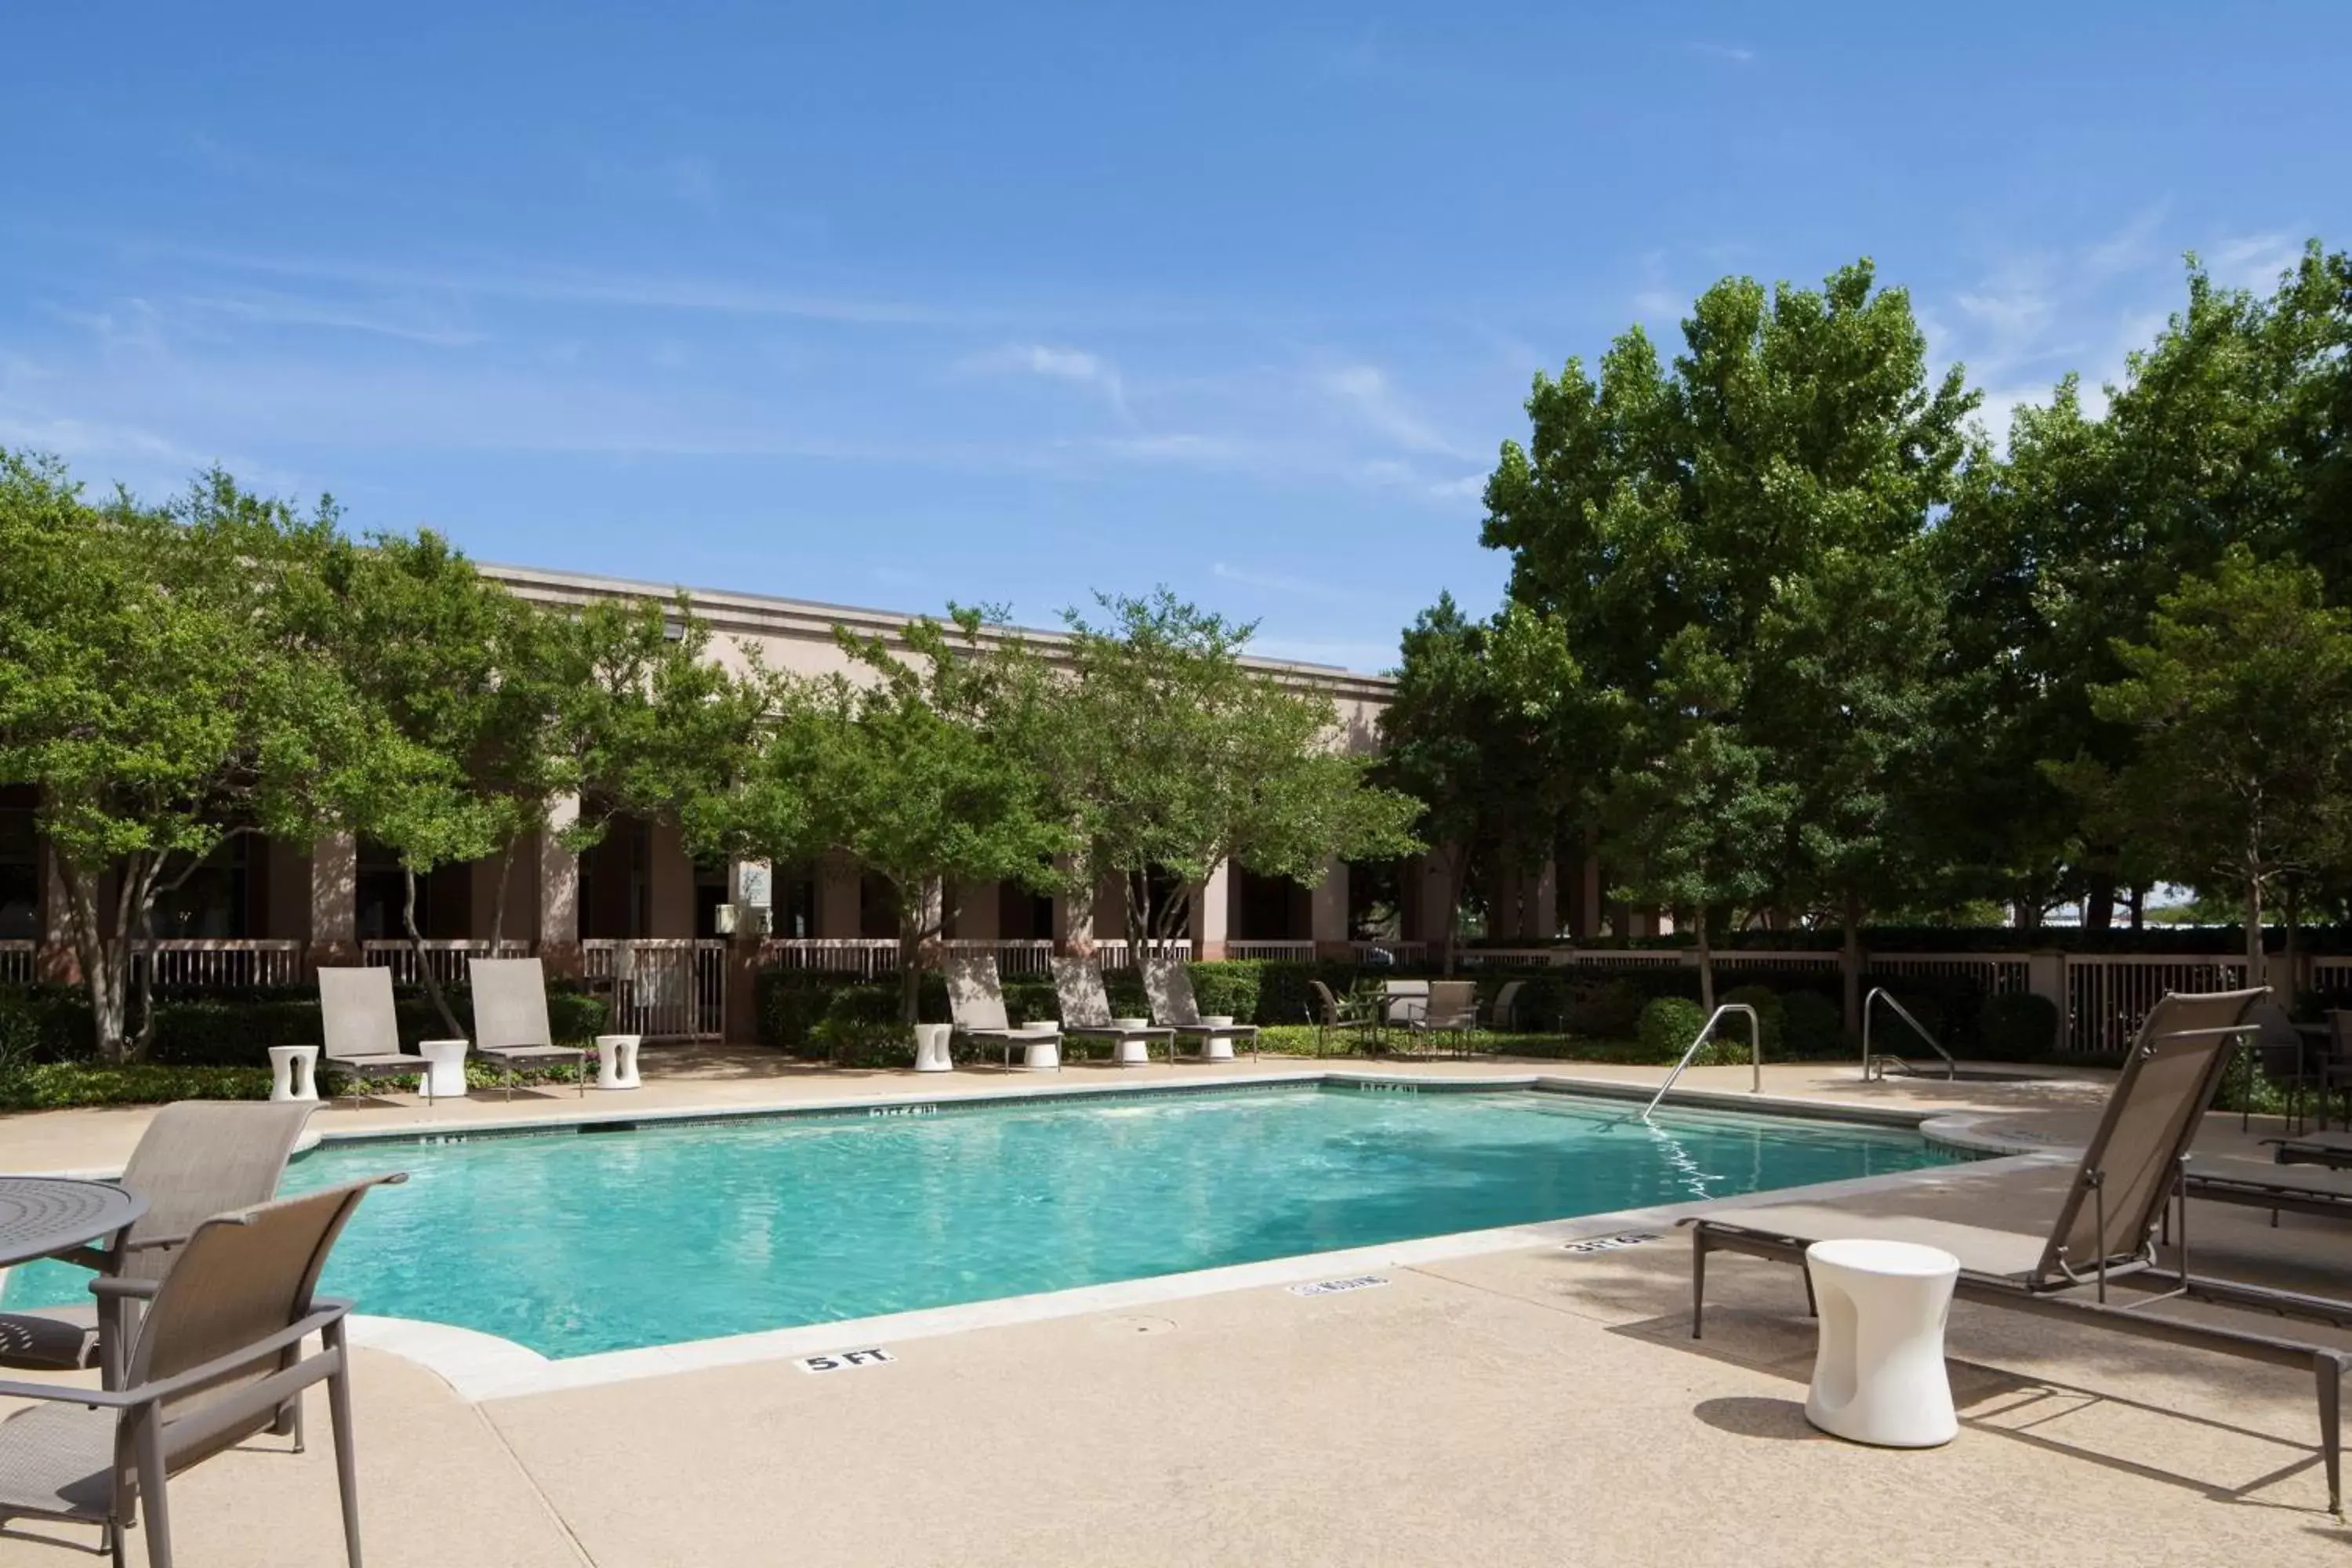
[179,291,482,347]
[962,343,1133,419]
[661,156,720,209]
[1211,560,1352,601]
[1690,43,1756,64]
[1311,361,1465,457]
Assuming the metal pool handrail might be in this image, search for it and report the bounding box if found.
[1642,1004,1761,1121]
[1863,986,1956,1081]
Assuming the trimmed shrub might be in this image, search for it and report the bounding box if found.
[1980,992,2060,1060]
[1635,996,1709,1065]
[0,1062,274,1112]
[1185,961,1263,1023]
[1780,989,1848,1060]
[1715,985,1782,1064]
[1562,978,1646,1040]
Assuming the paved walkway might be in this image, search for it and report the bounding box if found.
[3,1050,2347,1566]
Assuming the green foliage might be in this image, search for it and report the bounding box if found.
[1716,985,1782,1062]
[1560,978,1647,1038]
[1047,592,1422,949]
[1780,990,1846,1059]
[0,1063,274,1112]
[1980,992,2060,1060]
[1635,996,1710,1064]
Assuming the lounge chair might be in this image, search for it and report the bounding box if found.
[1687,986,2352,1510]
[315,965,441,1102]
[468,956,588,1099]
[0,1100,316,1377]
[1050,956,1174,1066]
[1142,958,1258,1061]
[0,1174,401,1568]
[2267,1129,2352,1169]
[945,953,1062,1070]
[1485,978,1526,1033]
[2183,1155,2352,1225]
[1307,979,1377,1054]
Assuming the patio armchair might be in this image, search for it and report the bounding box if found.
[314,966,441,1102]
[945,953,1062,1070]
[0,1100,316,1379]
[1050,956,1174,1066]
[1400,979,1480,1058]
[1379,979,1430,1031]
[1687,987,2352,1511]
[0,1174,404,1568]
[1306,979,1377,1054]
[1142,958,1258,1061]
[1484,979,1527,1033]
[468,956,588,1099]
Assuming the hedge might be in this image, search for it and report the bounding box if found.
[1980,993,2060,1059]
[0,983,608,1070]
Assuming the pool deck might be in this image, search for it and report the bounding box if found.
[5,1049,2349,1566]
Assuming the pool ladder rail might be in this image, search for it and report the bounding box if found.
[1640,1003,1762,1121]
[1860,986,1957,1082]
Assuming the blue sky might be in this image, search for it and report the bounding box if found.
[5,3,2347,671]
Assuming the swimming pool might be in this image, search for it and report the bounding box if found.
[2,1086,1958,1358]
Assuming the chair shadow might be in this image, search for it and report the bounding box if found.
[1693,1395,1820,1441]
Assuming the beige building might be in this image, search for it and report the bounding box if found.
[0,563,1594,1033]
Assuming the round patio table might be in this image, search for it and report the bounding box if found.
[0,1176,147,1269]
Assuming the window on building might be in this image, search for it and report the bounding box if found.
[998,883,1054,940]
[1348,859,1402,942]
[150,835,255,939]
[1232,866,1308,940]
[579,815,652,939]
[692,860,728,938]
[773,866,816,938]
[858,873,899,939]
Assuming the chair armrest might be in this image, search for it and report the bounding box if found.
[121,1231,192,1256]
[91,1276,162,1301]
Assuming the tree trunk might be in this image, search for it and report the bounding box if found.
[2128,886,2145,931]
[60,866,130,1065]
[2245,878,2265,989]
[488,837,520,949]
[1839,888,1864,1039]
[1437,845,1469,978]
[898,906,924,1025]
[1695,910,1715,1014]
[405,867,464,1038]
[2082,869,2115,931]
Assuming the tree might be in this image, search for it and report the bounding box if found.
[1047,593,1422,957]
[1378,594,1589,972]
[733,609,1068,1025]
[1480,260,1972,1010]
[2071,548,2352,975]
[0,455,370,1062]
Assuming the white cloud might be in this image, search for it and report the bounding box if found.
[1690,43,1755,64]
[963,343,1133,419]
[1312,361,1465,457]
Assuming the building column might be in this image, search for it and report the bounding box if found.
[816,852,861,940]
[1191,860,1231,960]
[308,831,358,971]
[1310,855,1350,959]
[1526,858,1559,944]
[647,818,694,938]
[538,797,582,978]
[1574,851,1603,941]
[1413,851,1455,945]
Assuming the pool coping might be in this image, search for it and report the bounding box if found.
[6,1069,2086,1402]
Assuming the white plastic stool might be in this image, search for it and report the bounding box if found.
[416,1039,470,1100]
[1802,1238,1960,1447]
[267,1044,319,1102]
[911,1024,953,1074]
[1110,1018,1152,1067]
[1015,1027,1061,1072]
[1199,1016,1237,1061]
[595,1033,643,1090]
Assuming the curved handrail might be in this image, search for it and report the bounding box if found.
[1641,1003,1761,1120]
[1862,986,1955,1080]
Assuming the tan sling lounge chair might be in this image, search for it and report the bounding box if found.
[945,953,1062,1070]
[1143,957,1259,1061]
[468,956,587,1098]
[315,966,439,1101]
[0,1174,404,1567]
[1687,987,2352,1510]
[1050,956,1174,1066]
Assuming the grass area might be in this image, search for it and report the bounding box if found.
[1251,1025,1650,1062]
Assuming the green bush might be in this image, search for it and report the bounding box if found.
[1715,985,1782,1064]
[1185,960,1263,1023]
[1635,996,1709,1064]
[1562,978,1646,1040]
[1780,989,1848,1059]
[0,1062,274,1112]
[1980,992,2060,1060]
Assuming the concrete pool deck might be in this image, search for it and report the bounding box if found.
[4,1051,2348,1565]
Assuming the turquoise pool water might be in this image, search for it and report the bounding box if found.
[2,1087,1956,1358]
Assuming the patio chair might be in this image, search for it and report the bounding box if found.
[1401,979,1480,1058]
[1049,956,1174,1066]
[315,966,441,1102]
[944,953,1062,1070]
[0,1173,403,1568]
[1686,987,2352,1511]
[1142,958,1258,1061]
[2267,1128,2352,1170]
[468,956,587,1099]
[0,1100,316,1378]
[2181,1154,2352,1225]
[1485,979,1527,1033]
[1306,979,1376,1054]
[1379,978,1430,1030]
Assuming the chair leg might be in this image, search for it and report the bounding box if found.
[132,1406,172,1568]
[328,1323,366,1567]
[1690,1232,1708,1340]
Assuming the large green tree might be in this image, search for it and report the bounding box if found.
[1378,594,1589,972]
[0,455,374,1061]
[2069,547,2352,975]
[1047,592,1422,955]
[1480,260,1972,1014]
